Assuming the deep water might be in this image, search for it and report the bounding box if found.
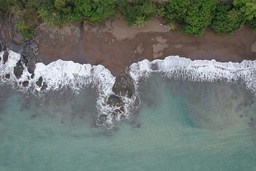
[0,74,256,171]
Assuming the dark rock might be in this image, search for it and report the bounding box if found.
[0,43,2,52]
[22,81,29,87]
[13,60,24,79]
[36,76,43,87]
[41,82,47,91]
[112,72,135,98]
[20,40,38,74]
[21,55,29,66]
[27,62,36,74]
[5,74,10,79]
[2,44,7,51]
[3,51,9,64]
[0,16,25,51]
[107,94,126,121]
[107,94,124,107]
[31,73,35,79]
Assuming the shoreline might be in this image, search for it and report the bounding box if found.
[1,17,256,76]
[36,18,256,75]
[1,49,256,125]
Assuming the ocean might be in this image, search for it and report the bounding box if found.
[0,51,256,170]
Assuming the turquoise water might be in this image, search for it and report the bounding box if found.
[0,75,256,171]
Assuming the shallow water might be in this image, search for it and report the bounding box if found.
[0,74,256,171]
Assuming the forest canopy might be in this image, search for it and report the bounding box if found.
[0,0,255,39]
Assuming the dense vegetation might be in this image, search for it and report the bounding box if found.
[0,0,255,39]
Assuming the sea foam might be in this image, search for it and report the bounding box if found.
[129,56,256,94]
[1,51,256,126]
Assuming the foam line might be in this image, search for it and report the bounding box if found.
[1,51,256,126]
[129,56,256,94]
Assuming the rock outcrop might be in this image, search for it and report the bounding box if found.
[20,40,38,74]
[3,51,9,64]
[36,76,43,87]
[107,94,124,107]
[104,70,136,122]
[13,60,24,79]
[112,72,135,98]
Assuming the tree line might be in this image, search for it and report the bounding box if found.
[0,0,255,39]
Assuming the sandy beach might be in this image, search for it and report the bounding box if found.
[37,17,256,75]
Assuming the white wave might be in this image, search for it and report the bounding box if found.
[1,51,256,126]
[0,51,21,80]
[0,50,117,126]
[129,56,256,94]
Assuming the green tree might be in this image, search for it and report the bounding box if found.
[37,0,76,25]
[182,0,217,35]
[165,0,190,23]
[247,17,256,29]
[212,4,244,33]
[54,0,66,10]
[16,20,36,40]
[233,0,256,21]
[119,0,156,26]
[74,0,116,24]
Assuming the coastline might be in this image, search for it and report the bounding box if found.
[36,18,256,75]
[1,50,256,126]
[1,17,256,126]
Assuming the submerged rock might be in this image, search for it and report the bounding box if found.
[97,114,108,125]
[13,60,24,79]
[112,72,135,98]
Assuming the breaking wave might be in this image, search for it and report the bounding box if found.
[129,56,256,94]
[1,50,256,126]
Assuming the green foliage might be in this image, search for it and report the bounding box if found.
[165,0,217,35]
[233,0,256,21]
[1,0,40,39]
[212,4,244,33]
[37,0,116,25]
[165,0,190,23]
[37,0,76,25]
[182,0,217,35]
[16,20,35,40]
[74,0,116,24]
[154,3,165,17]
[1,0,256,39]
[54,0,66,10]
[119,0,156,26]
[247,18,256,29]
